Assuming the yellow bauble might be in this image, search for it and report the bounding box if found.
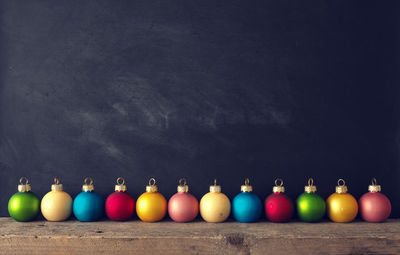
[200,180,231,223]
[136,178,167,222]
[41,190,72,221]
[326,179,358,223]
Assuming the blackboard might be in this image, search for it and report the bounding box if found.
[0,0,399,218]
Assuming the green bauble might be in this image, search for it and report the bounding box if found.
[297,192,326,222]
[8,192,40,222]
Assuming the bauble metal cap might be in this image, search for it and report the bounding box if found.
[51,177,63,191]
[177,178,189,193]
[82,177,94,192]
[241,178,253,192]
[17,177,31,192]
[335,179,348,194]
[304,178,317,193]
[209,179,221,193]
[273,178,285,193]
[115,177,127,192]
[368,178,381,192]
[146,178,158,192]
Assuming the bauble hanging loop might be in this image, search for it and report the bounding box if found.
[335,179,348,194]
[115,177,127,192]
[241,178,253,192]
[368,178,381,192]
[146,178,158,192]
[304,178,317,193]
[209,179,221,193]
[18,177,31,192]
[82,177,94,192]
[273,178,285,193]
[177,178,189,193]
[51,177,63,191]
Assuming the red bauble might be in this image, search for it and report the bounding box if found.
[105,191,135,221]
[168,192,199,222]
[359,192,391,222]
[265,193,293,222]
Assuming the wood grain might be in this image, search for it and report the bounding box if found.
[0,218,399,255]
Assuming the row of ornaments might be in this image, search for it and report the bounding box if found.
[8,177,391,223]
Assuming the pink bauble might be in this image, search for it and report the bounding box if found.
[168,192,199,222]
[359,192,391,223]
[265,193,293,223]
[105,191,135,221]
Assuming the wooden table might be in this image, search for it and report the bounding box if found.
[0,217,399,255]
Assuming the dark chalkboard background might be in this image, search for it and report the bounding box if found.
[0,0,399,218]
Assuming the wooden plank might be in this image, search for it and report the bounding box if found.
[0,218,399,255]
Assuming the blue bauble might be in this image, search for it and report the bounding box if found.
[232,192,262,223]
[73,191,104,222]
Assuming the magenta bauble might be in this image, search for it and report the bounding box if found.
[105,178,135,221]
[265,179,293,223]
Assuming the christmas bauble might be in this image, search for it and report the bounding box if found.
[326,179,358,223]
[296,178,326,222]
[265,178,293,222]
[73,177,104,222]
[232,178,262,223]
[41,178,73,221]
[136,178,167,222]
[8,177,40,222]
[200,179,231,223]
[168,178,199,222]
[359,178,391,222]
[105,177,135,221]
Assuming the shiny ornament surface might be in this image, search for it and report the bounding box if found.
[8,177,40,222]
[136,178,167,222]
[359,178,391,222]
[326,179,358,223]
[73,177,104,222]
[168,178,199,222]
[265,178,293,222]
[296,178,326,222]
[105,177,135,221]
[200,179,231,223]
[41,178,73,221]
[232,178,262,223]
